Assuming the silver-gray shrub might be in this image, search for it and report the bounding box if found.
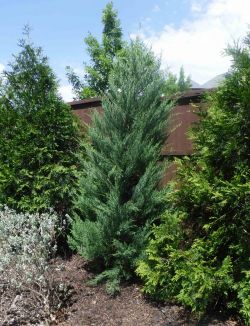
[0,206,58,289]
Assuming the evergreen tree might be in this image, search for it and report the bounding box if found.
[68,41,172,293]
[177,66,191,91]
[0,32,81,216]
[163,71,178,95]
[163,66,191,96]
[67,2,123,99]
[137,34,250,323]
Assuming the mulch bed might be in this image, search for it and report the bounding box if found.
[0,254,243,325]
[52,255,243,326]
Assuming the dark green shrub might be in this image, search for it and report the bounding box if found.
[68,40,172,294]
[0,33,82,216]
[137,35,250,324]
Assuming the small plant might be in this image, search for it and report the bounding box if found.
[0,206,69,324]
[0,206,57,286]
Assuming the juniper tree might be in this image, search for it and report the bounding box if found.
[68,41,172,293]
[0,33,81,216]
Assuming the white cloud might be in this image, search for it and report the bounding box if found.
[134,0,250,84]
[191,1,202,13]
[153,4,160,12]
[0,63,4,73]
[59,84,74,102]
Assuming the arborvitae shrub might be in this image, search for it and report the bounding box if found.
[0,34,82,216]
[137,35,250,324]
[68,41,172,293]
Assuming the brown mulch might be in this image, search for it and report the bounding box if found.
[0,253,243,325]
[52,255,242,326]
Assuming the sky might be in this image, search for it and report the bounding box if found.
[0,0,249,101]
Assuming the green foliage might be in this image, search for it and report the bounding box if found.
[137,34,250,324]
[136,200,184,300]
[163,66,191,96]
[68,41,172,293]
[177,66,192,91]
[67,2,123,99]
[163,72,179,96]
[0,34,81,216]
[236,270,250,323]
[85,1,123,95]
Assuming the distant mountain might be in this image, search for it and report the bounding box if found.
[201,73,226,88]
[191,80,201,88]
[191,73,227,89]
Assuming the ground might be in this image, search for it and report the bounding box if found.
[0,255,244,325]
[54,255,242,326]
